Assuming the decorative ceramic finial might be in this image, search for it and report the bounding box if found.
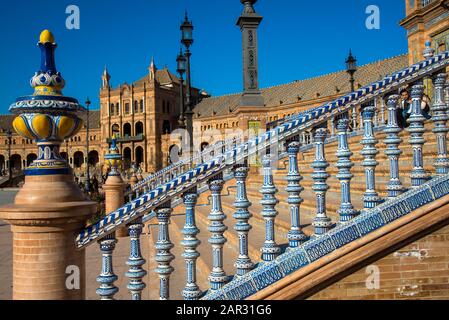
[105,135,122,176]
[10,30,85,176]
[423,41,434,60]
[39,29,55,44]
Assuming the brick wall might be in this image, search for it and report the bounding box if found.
[309,224,449,300]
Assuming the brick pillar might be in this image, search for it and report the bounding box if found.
[103,173,127,238]
[0,174,97,300]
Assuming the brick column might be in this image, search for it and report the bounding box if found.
[0,174,97,300]
[103,173,127,238]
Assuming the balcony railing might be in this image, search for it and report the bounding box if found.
[106,133,144,143]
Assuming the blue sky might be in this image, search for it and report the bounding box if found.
[0,0,407,112]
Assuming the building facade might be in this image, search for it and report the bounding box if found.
[0,0,447,177]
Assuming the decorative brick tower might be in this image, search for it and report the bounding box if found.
[237,0,264,107]
[0,30,97,300]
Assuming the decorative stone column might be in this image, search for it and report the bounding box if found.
[361,102,380,209]
[233,162,254,275]
[431,73,449,175]
[286,139,308,247]
[335,118,358,222]
[260,154,281,261]
[384,95,404,198]
[155,201,174,300]
[0,30,97,299]
[207,173,229,290]
[445,80,449,111]
[311,128,332,235]
[181,187,202,300]
[408,82,428,187]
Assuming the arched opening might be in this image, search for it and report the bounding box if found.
[88,150,99,167]
[26,153,37,166]
[123,147,132,170]
[162,120,171,135]
[115,104,119,115]
[73,151,84,168]
[135,146,144,166]
[123,123,132,137]
[168,145,180,164]
[10,154,22,172]
[0,155,5,175]
[110,103,115,116]
[112,124,120,137]
[134,100,138,113]
[140,100,144,113]
[135,122,144,136]
[200,142,210,152]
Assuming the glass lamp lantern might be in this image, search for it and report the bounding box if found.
[346,50,357,75]
[177,51,187,76]
[180,13,194,48]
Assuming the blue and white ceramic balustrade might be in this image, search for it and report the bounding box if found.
[71,48,449,301]
[361,102,381,210]
[384,94,405,198]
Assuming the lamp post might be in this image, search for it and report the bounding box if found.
[181,12,195,166]
[85,97,91,193]
[177,49,187,130]
[181,12,194,108]
[7,129,12,186]
[346,50,358,130]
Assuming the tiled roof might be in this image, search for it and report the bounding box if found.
[133,68,180,87]
[79,110,101,129]
[0,110,101,134]
[193,54,409,118]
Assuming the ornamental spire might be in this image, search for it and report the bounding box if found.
[31,30,66,96]
[10,30,85,176]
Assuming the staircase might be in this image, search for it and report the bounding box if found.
[78,49,449,300]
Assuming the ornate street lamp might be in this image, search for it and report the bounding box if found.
[177,49,187,130]
[346,50,358,129]
[346,49,357,92]
[7,129,12,186]
[180,12,195,166]
[85,97,91,193]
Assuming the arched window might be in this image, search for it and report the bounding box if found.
[140,100,144,113]
[125,103,130,114]
[115,104,119,115]
[123,147,132,170]
[135,146,144,166]
[73,151,84,168]
[162,120,171,134]
[112,124,120,136]
[88,150,99,167]
[123,123,132,137]
[110,103,114,116]
[26,154,37,166]
[135,122,144,136]
[134,100,138,113]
